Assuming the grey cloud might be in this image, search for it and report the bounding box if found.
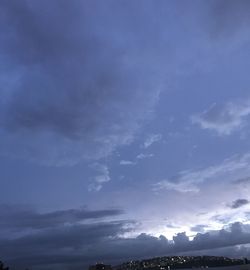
[104,223,250,262]
[211,0,250,38]
[2,205,250,270]
[190,222,250,251]
[0,205,123,230]
[230,199,249,209]
[4,224,250,269]
[1,221,130,270]
[173,232,189,247]
[0,0,164,165]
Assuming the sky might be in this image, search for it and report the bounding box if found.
[1,0,250,269]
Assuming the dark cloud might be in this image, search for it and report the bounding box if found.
[2,205,250,270]
[1,221,130,270]
[4,222,250,269]
[1,0,247,166]
[0,205,123,230]
[190,222,250,251]
[173,232,189,247]
[211,0,250,38]
[0,0,165,165]
[230,199,249,209]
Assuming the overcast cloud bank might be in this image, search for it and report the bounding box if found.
[1,206,250,270]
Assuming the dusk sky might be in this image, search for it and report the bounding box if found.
[1,1,250,269]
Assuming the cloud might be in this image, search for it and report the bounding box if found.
[136,153,154,160]
[211,214,233,225]
[0,0,164,166]
[211,0,250,39]
[0,205,123,231]
[230,199,249,209]
[2,205,250,270]
[191,100,250,136]
[1,221,131,270]
[154,152,250,193]
[143,134,162,149]
[190,222,250,251]
[245,212,250,219]
[120,160,137,166]
[119,153,154,166]
[153,180,200,193]
[88,163,110,191]
[232,176,250,185]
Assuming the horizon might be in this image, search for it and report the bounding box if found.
[1,0,250,269]
[90,255,250,270]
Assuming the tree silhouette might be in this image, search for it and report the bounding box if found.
[0,261,9,270]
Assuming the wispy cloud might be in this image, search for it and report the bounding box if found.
[143,134,162,148]
[119,153,154,166]
[154,153,250,193]
[153,180,200,193]
[136,153,154,160]
[120,160,137,166]
[191,100,250,136]
[232,176,250,185]
[88,163,110,192]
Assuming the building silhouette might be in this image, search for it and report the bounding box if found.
[89,263,112,270]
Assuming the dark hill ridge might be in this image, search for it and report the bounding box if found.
[113,256,249,270]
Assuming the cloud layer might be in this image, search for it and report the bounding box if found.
[1,205,250,270]
[154,153,250,193]
[0,0,164,165]
[0,205,123,231]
